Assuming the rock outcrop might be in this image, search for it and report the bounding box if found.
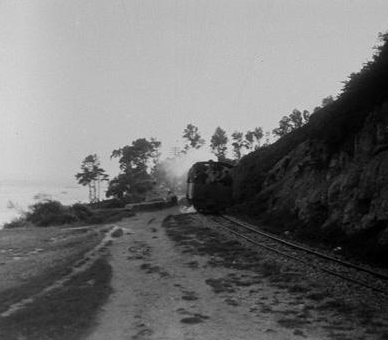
[233,33,388,261]
[233,103,388,252]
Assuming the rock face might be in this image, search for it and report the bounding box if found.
[234,103,388,248]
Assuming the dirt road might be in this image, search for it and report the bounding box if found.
[85,208,388,340]
[86,207,292,340]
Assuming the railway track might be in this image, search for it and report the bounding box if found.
[205,214,388,296]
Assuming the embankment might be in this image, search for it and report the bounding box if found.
[232,33,388,264]
[0,225,115,340]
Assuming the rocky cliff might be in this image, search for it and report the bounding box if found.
[234,103,388,262]
[233,33,388,262]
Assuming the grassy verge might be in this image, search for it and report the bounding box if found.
[232,211,388,267]
[0,257,112,340]
[163,213,388,338]
[0,227,107,314]
[4,200,135,229]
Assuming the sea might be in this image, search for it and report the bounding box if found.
[0,180,90,229]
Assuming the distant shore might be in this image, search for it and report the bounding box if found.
[0,223,114,339]
[0,180,88,228]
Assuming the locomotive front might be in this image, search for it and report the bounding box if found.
[186,161,233,213]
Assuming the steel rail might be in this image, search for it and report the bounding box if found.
[208,215,388,296]
[221,215,388,282]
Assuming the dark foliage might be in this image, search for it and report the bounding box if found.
[231,32,388,266]
[75,154,108,203]
[210,127,228,161]
[272,109,310,138]
[108,138,161,199]
[234,31,388,203]
[182,124,205,151]
[26,201,77,227]
[106,172,153,199]
[231,131,245,160]
[71,203,93,220]
[245,127,264,151]
[15,200,134,228]
[88,198,126,209]
[233,126,308,202]
[110,138,161,173]
[3,217,30,229]
[308,32,388,148]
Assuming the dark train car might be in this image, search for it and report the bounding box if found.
[186,161,234,212]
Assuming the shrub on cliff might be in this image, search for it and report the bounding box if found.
[26,200,77,227]
[88,198,126,209]
[308,31,388,148]
[14,200,135,228]
[233,126,308,202]
[3,217,31,229]
[234,31,388,203]
[71,203,94,220]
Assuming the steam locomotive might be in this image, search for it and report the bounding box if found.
[186,161,234,212]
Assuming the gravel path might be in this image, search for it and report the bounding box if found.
[83,209,388,340]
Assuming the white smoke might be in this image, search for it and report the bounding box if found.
[167,148,216,178]
[179,205,197,214]
[156,148,216,193]
[6,200,24,214]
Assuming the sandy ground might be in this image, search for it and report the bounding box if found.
[1,208,387,339]
[0,226,105,306]
[85,208,352,340]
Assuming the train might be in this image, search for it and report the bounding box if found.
[186,161,234,212]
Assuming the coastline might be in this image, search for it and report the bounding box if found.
[0,181,88,228]
[0,223,116,340]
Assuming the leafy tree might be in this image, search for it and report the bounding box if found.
[210,127,228,161]
[272,116,292,138]
[182,124,205,152]
[107,138,161,199]
[111,138,161,173]
[289,109,303,129]
[231,131,245,160]
[245,127,264,151]
[340,31,388,106]
[321,95,335,107]
[262,131,272,147]
[313,106,321,113]
[302,110,310,122]
[272,109,310,138]
[313,96,335,112]
[106,171,152,199]
[75,154,109,203]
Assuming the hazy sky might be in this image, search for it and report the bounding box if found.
[1,0,388,183]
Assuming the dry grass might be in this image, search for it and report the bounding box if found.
[0,257,112,340]
[0,225,106,313]
[0,224,113,340]
[164,213,388,339]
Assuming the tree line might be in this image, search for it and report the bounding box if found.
[75,95,335,202]
[76,30,388,203]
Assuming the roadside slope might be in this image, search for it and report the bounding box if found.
[233,32,388,263]
[0,225,116,340]
[86,210,388,339]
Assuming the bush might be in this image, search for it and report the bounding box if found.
[71,203,93,220]
[3,217,29,229]
[9,199,136,228]
[25,200,77,227]
[88,198,125,209]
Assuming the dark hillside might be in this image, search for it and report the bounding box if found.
[234,126,308,202]
[309,32,388,148]
[232,32,388,264]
